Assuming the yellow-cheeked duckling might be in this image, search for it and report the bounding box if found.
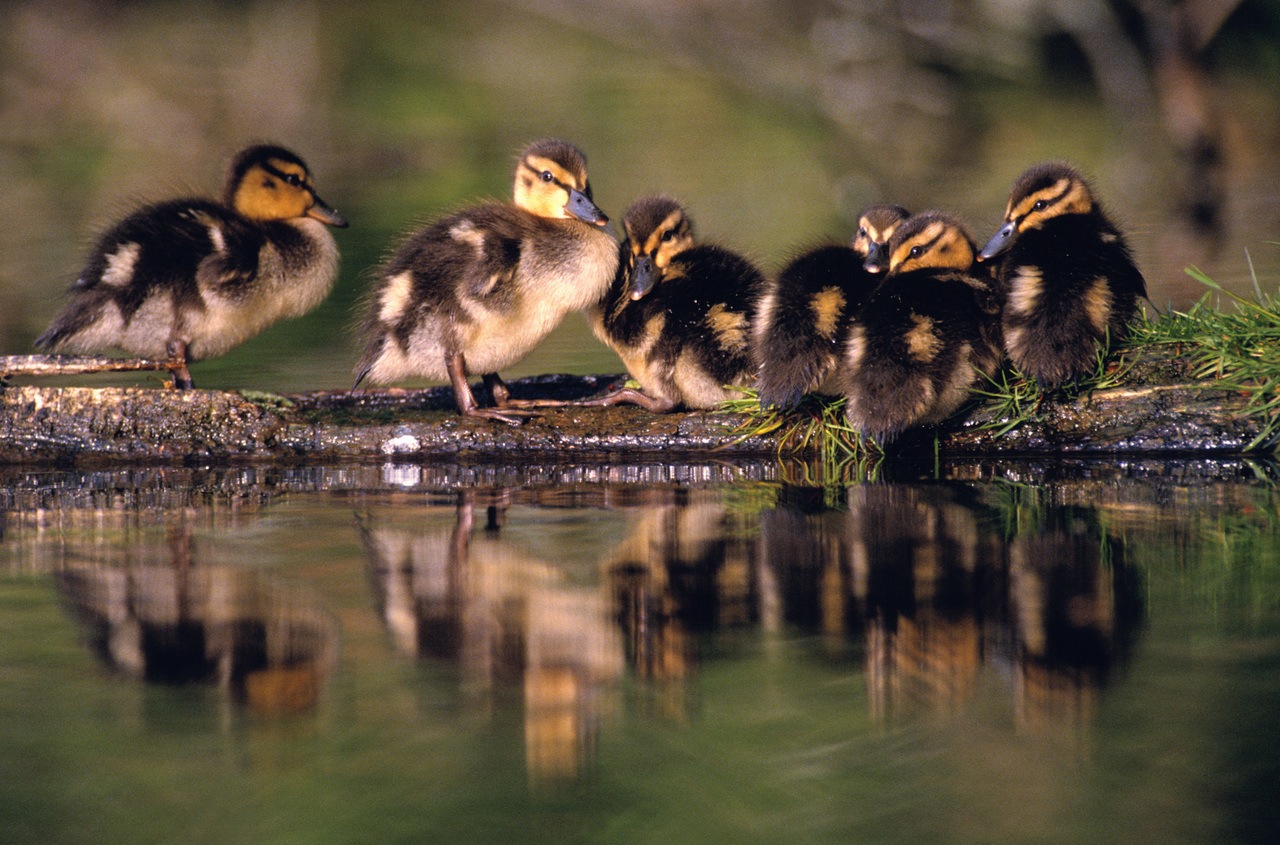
[842,211,1002,443]
[977,162,1147,388]
[353,139,618,425]
[583,195,766,413]
[35,144,347,388]
[753,204,910,408]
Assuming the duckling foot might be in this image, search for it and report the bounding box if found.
[165,339,194,389]
[448,360,540,425]
[578,388,676,414]
[462,406,539,426]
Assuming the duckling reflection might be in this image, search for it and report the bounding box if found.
[1008,509,1143,729]
[601,499,765,718]
[56,519,337,714]
[847,485,1002,720]
[357,498,623,783]
[840,484,1142,726]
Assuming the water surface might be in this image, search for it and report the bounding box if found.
[2,458,1278,844]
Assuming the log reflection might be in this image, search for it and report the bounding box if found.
[56,518,338,715]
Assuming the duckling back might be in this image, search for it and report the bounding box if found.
[589,195,765,412]
[978,162,1147,387]
[842,212,1001,443]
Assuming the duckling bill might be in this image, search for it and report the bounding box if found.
[977,162,1147,388]
[35,144,347,388]
[583,195,766,413]
[842,211,1001,443]
[353,139,618,425]
[753,204,909,409]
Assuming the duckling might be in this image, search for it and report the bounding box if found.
[977,162,1147,388]
[753,204,910,408]
[842,211,1002,443]
[353,139,617,425]
[35,144,347,389]
[581,195,766,413]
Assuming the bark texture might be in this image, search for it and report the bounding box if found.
[0,350,1271,465]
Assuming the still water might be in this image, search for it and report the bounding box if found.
[2,458,1278,844]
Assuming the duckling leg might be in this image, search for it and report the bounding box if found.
[445,351,536,426]
[165,339,195,390]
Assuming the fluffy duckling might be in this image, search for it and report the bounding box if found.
[753,204,910,408]
[582,195,766,413]
[977,162,1147,388]
[354,139,617,425]
[842,211,1002,443]
[35,145,347,388]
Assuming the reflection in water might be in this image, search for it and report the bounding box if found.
[358,480,1144,780]
[845,485,1143,728]
[51,516,338,715]
[359,497,624,783]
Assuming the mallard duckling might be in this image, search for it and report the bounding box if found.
[753,204,910,408]
[977,162,1147,388]
[842,211,1002,443]
[582,195,766,413]
[353,139,617,425]
[35,144,347,388]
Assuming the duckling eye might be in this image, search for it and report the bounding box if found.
[540,170,554,183]
[1032,199,1047,212]
[857,226,868,238]
[284,173,303,187]
[909,245,923,259]
[660,229,676,243]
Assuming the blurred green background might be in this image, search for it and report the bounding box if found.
[2,0,1278,392]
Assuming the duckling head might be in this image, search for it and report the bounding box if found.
[853,203,910,274]
[512,138,609,226]
[977,162,1094,261]
[225,144,348,227]
[886,211,977,275]
[620,195,695,300]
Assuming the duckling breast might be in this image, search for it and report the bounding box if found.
[188,217,340,359]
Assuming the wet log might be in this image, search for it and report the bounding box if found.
[0,348,1271,465]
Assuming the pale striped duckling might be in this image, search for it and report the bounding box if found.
[582,195,766,413]
[753,204,909,408]
[842,211,1002,443]
[977,162,1147,388]
[35,144,347,388]
[353,139,618,425]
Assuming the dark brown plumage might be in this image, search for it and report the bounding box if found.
[753,204,910,409]
[583,195,766,413]
[842,211,1002,443]
[977,162,1147,388]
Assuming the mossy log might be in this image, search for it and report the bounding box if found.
[0,348,1271,465]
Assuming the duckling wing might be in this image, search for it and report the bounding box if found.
[37,199,230,349]
[189,210,270,295]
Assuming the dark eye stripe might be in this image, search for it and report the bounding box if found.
[521,162,570,191]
